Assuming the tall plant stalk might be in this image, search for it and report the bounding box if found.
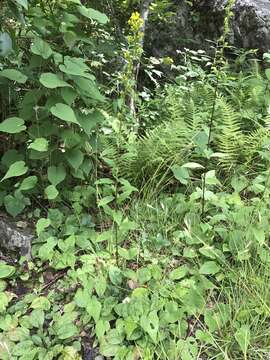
[201,0,236,218]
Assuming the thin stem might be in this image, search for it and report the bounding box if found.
[201,0,236,218]
[201,78,219,218]
[114,181,119,267]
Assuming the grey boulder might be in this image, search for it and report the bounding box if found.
[196,0,270,51]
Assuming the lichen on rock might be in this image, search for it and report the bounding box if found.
[0,215,33,259]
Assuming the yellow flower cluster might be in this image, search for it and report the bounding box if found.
[128,11,143,32]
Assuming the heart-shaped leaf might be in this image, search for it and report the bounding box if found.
[65,149,84,170]
[0,69,27,83]
[169,266,189,280]
[0,117,26,133]
[78,6,109,24]
[59,56,91,77]
[40,73,71,89]
[48,165,66,186]
[19,176,38,191]
[36,218,51,236]
[50,103,78,124]
[235,325,250,355]
[0,263,16,279]
[28,138,48,152]
[4,194,26,217]
[31,37,52,59]
[199,261,220,275]
[45,185,59,200]
[1,161,28,182]
[140,311,159,343]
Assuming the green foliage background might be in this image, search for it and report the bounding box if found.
[1,1,270,360]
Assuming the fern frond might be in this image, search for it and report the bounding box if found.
[215,98,245,170]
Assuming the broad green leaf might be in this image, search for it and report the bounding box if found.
[78,6,109,24]
[98,195,114,207]
[1,149,24,168]
[77,110,104,134]
[0,292,12,313]
[61,87,77,105]
[38,237,57,261]
[31,296,51,310]
[45,185,59,200]
[138,267,152,284]
[183,287,205,315]
[95,276,107,297]
[100,342,120,357]
[0,263,15,279]
[235,325,250,355]
[199,246,218,260]
[171,165,189,185]
[36,218,51,236]
[74,288,88,308]
[31,37,52,59]
[65,149,84,170]
[169,266,189,280]
[4,193,26,217]
[252,227,265,246]
[61,347,80,360]
[50,103,78,124]
[96,230,112,243]
[204,310,219,333]
[59,56,91,77]
[0,69,27,83]
[48,165,66,186]
[1,161,28,182]
[12,341,34,356]
[205,170,221,186]
[63,31,78,48]
[140,311,159,343]
[182,162,204,169]
[40,73,71,89]
[0,117,26,133]
[56,322,78,340]
[19,176,38,191]
[30,309,44,328]
[86,296,101,323]
[96,320,110,340]
[95,178,114,185]
[0,32,12,57]
[177,338,198,360]
[231,175,248,193]
[74,77,105,101]
[105,329,124,345]
[108,266,122,286]
[199,261,220,275]
[162,301,182,324]
[28,138,48,152]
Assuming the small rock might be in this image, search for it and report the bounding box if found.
[0,214,33,258]
[95,356,104,360]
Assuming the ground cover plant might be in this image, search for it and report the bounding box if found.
[1,0,270,359]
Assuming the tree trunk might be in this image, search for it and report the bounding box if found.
[131,0,153,120]
[140,0,153,49]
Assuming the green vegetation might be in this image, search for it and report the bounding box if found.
[1,1,270,359]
